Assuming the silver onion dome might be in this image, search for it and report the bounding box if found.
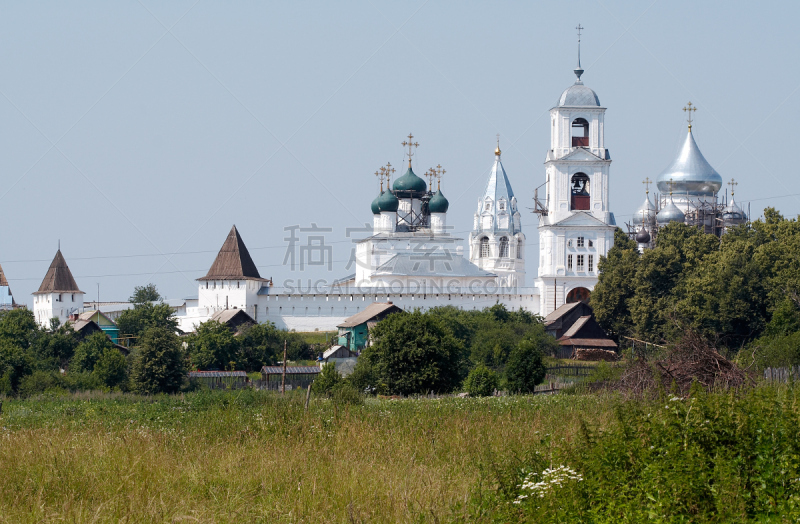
[722,195,747,225]
[656,129,722,195]
[657,199,686,225]
[635,228,651,244]
[634,194,656,225]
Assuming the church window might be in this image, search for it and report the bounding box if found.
[577,236,585,248]
[576,255,585,271]
[499,201,506,211]
[567,255,573,270]
[479,237,490,258]
[237,281,240,289]
[499,237,509,258]
[71,294,74,301]
[588,255,594,272]
[517,242,522,259]
[568,239,572,247]
[571,118,589,147]
[571,173,590,210]
[588,240,593,247]
[485,202,491,211]
[205,282,208,289]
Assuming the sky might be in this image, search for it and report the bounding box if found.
[1,0,798,307]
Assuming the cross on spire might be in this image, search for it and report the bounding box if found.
[683,102,697,130]
[642,177,652,195]
[375,168,384,191]
[668,178,675,196]
[727,178,738,196]
[401,133,420,168]
[495,133,501,156]
[574,23,584,81]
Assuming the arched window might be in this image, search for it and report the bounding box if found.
[479,237,490,258]
[499,237,509,258]
[571,173,590,211]
[571,118,589,147]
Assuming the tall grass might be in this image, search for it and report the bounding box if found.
[0,390,608,523]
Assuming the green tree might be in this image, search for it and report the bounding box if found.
[0,339,33,395]
[71,331,115,372]
[129,327,186,394]
[505,336,549,394]
[187,320,239,370]
[116,302,178,339]
[592,228,639,339]
[462,364,498,397]
[312,362,343,394]
[0,308,40,349]
[34,325,79,370]
[93,349,128,389]
[358,310,465,395]
[129,283,162,304]
[237,321,285,370]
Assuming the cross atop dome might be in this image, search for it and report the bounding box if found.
[401,133,419,167]
[683,102,697,130]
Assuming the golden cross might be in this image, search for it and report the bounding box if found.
[576,24,583,42]
[667,178,675,196]
[683,102,697,129]
[380,162,395,188]
[642,177,652,194]
[424,168,437,188]
[401,133,420,167]
[727,178,738,196]
[434,164,445,190]
[375,169,385,191]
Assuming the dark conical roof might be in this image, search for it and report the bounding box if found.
[34,250,84,294]
[198,225,264,281]
[0,263,8,287]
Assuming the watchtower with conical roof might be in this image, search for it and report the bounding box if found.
[32,249,84,327]
[196,225,267,320]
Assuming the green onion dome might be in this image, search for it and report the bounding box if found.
[378,190,399,212]
[371,193,381,214]
[428,189,449,213]
[392,166,427,197]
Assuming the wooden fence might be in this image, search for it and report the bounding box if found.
[546,365,596,378]
[764,367,800,383]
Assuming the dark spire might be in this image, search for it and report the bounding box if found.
[198,225,264,281]
[34,250,83,294]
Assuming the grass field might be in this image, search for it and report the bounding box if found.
[2,385,800,522]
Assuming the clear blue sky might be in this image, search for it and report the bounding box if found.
[1,1,798,306]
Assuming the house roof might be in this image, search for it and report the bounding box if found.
[544,302,582,324]
[562,315,592,338]
[198,225,265,281]
[78,310,117,327]
[323,345,355,359]
[70,319,101,334]
[261,366,321,375]
[34,250,84,294]
[558,338,618,348]
[0,263,9,287]
[211,308,255,325]
[337,302,403,328]
[189,371,247,378]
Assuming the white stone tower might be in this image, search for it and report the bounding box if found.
[469,141,525,289]
[535,28,616,316]
[32,249,85,328]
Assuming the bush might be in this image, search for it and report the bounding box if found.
[129,327,186,394]
[360,310,466,395]
[505,338,547,394]
[331,382,363,405]
[17,370,103,397]
[463,364,498,397]
[312,362,342,394]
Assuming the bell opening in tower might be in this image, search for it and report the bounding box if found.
[571,118,589,147]
[570,172,590,210]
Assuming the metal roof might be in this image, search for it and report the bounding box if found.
[374,253,496,278]
[657,199,686,225]
[656,129,722,195]
[558,81,601,107]
[189,371,247,378]
[261,366,321,374]
[337,302,402,328]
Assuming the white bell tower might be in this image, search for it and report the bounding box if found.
[535,26,616,316]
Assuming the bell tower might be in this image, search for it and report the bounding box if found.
[535,26,616,316]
